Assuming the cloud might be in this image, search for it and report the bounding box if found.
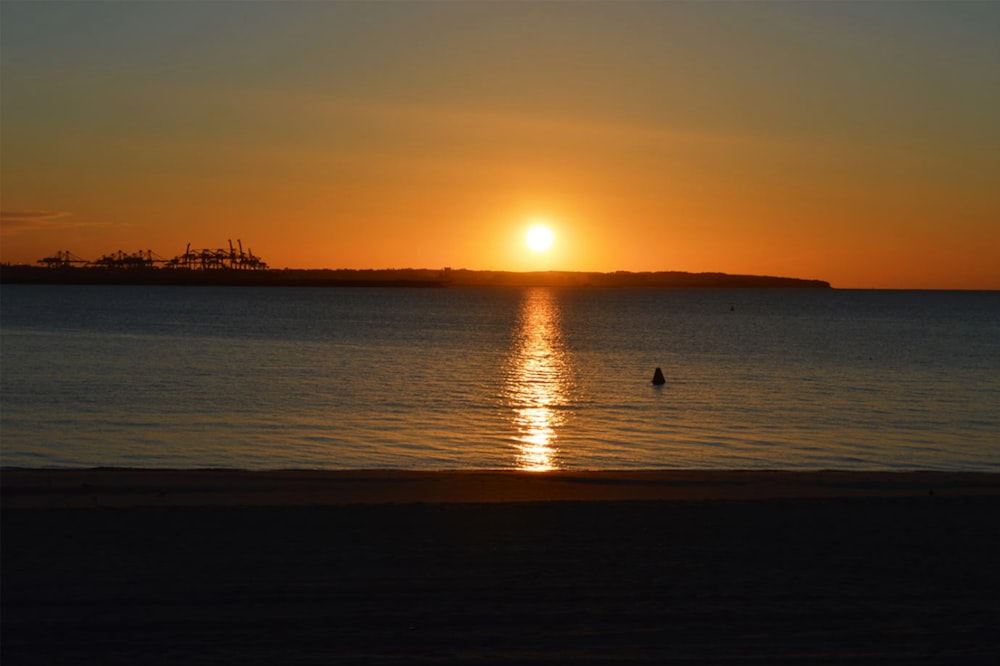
[2,209,71,220]
[1,209,72,229]
[0,210,107,234]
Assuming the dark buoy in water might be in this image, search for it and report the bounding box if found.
[652,367,666,385]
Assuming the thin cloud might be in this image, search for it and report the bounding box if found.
[0,210,108,234]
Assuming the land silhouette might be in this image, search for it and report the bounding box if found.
[0,264,831,288]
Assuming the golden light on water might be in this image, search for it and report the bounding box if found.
[503,288,571,471]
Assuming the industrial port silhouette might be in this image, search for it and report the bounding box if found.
[1,240,831,289]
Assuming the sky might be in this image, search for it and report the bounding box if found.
[2,1,998,289]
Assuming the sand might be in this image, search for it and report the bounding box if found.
[3,469,999,664]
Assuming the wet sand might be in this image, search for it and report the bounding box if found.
[4,469,999,664]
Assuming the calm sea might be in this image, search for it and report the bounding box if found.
[1,285,998,471]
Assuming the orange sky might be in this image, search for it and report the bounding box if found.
[2,2,998,288]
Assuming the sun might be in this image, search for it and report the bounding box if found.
[525,224,554,253]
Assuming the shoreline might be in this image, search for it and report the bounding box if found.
[3,468,997,508]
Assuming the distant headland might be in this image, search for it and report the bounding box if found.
[0,264,831,289]
[442,269,831,289]
[0,243,831,288]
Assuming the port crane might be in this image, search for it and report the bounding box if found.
[36,240,267,271]
[91,250,168,270]
[37,251,90,268]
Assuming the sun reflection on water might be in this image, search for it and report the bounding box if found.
[503,288,571,471]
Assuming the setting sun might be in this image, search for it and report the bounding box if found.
[526,225,555,253]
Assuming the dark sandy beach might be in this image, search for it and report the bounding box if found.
[3,469,999,664]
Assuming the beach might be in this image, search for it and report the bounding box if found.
[3,469,999,664]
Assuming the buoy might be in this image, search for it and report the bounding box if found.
[652,367,666,385]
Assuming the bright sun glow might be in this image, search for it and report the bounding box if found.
[526,225,554,253]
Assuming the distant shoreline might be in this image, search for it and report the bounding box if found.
[0,264,831,288]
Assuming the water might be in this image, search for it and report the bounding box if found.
[2,285,998,471]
